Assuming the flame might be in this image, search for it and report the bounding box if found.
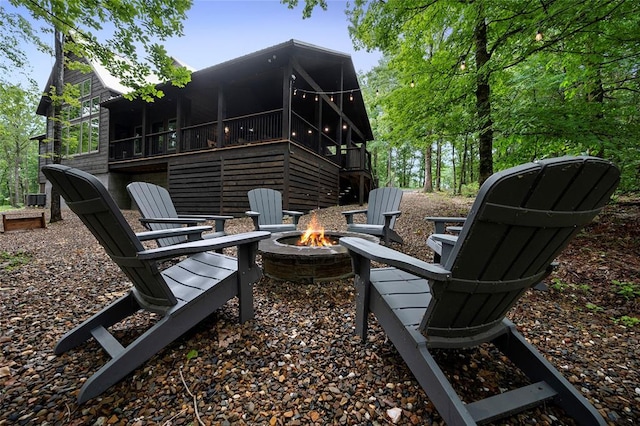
[297,212,334,247]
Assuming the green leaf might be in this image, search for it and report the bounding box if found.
[186,349,198,361]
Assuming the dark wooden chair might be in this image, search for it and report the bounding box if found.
[43,165,270,404]
[342,187,403,245]
[127,181,233,247]
[340,156,619,425]
[246,188,303,232]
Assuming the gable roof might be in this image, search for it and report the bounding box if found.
[102,39,373,140]
[35,49,194,116]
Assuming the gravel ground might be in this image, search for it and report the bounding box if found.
[1,191,638,425]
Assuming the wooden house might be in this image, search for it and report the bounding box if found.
[36,39,375,215]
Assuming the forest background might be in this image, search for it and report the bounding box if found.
[1,0,639,209]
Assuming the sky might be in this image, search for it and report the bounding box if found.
[5,0,382,89]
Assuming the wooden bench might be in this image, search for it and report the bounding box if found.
[2,212,46,232]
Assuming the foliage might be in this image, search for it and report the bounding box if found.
[186,349,198,362]
[0,83,44,207]
[550,278,568,292]
[0,250,31,270]
[285,0,640,193]
[585,303,603,313]
[1,0,194,101]
[615,316,640,328]
[613,280,640,301]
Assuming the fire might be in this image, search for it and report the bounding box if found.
[297,212,335,247]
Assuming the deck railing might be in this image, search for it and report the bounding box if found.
[290,112,341,158]
[108,109,370,173]
[222,109,282,145]
[182,122,217,152]
[343,145,372,171]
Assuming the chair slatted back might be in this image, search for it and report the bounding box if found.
[127,182,186,247]
[248,188,284,227]
[43,165,177,307]
[421,157,619,338]
[367,187,403,227]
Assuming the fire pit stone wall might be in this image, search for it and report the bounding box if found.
[259,231,379,283]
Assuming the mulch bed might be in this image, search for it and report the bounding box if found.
[1,192,638,425]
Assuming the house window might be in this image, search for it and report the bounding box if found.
[61,78,100,157]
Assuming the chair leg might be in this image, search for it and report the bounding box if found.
[352,255,372,340]
[54,292,140,355]
[382,227,403,245]
[237,243,260,323]
[493,320,606,425]
[77,279,240,404]
[389,229,403,245]
[76,314,182,404]
[409,345,478,425]
[374,304,476,425]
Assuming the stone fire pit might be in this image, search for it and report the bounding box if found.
[259,231,380,283]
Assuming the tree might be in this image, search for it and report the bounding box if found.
[1,0,194,221]
[2,0,193,101]
[0,83,44,207]
[285,0,640,192]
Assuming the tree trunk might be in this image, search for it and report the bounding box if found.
[50,29,64,223]
[386,148,393,187]
[451,143,457,195]
[423,143,433,192]
[12,141,21,206]
[474,10,494,184]
[435,139,442,191]
[458,135,468,194]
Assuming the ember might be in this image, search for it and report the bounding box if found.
[297,212,337,247]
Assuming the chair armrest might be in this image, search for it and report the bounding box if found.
[340,237,451,281]
[137,231,271,261]
[179,214,233,232]
[382,210,402,218]
[428,234,458,264]
[342,209,368,224]
[135,226,212,242]
[282,210,304,225]
[140,217,203,225]
[424,216,466,234]
[430,234,458,245]
[245,211,260,230]
[342,209,367,215]
[178,214,234,221]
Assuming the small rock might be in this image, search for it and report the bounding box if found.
[387,407,402,424]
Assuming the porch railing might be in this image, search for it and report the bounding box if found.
[290,112,341,159]
[108,109,370,173]
[222,109,282,145]
[343,145,372,171]
[182,121,217,152]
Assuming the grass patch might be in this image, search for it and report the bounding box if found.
[613,280,640,300]
[615,316,640,328]
[0,251,32,270]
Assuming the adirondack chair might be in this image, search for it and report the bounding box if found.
[127,181,233,247]
[246,188,304,232]
[342,187,403,245]
[340,156,619,425]
[42,164,270,404]
[424,216,466,263]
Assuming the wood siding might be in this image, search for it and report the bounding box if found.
[166,141,339,216]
